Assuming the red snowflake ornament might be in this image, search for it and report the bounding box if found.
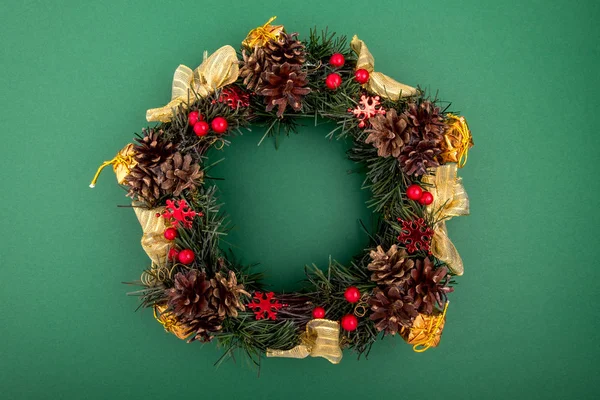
[247,292,283,320]
[213,87,250,110]
[397,217,434,254]
[348,95,386,128]
[161,199,201,229]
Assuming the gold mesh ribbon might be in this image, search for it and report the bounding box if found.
[154,304,191,340]
[89,143,136,188]
[441,114,474,168]
[242,16,284,48]
[132,203,169,266]
[146,45,240,123]
[266,319,343,364]
[422,164,470,275]
[350,36,418,100]
[401,302,448,352]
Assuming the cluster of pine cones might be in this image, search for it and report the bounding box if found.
[367,245,453,335]
[365,101,447,176]
[124,128,203,206]
[240,32,310,117]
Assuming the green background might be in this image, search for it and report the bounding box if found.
[1,0,598,399]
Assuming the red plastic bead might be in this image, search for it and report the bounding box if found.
[312,307,326,319]
[167,248,179,261]
[344,286,361,303]
[355,68,370,84]
[329,53,345,68]
[325,73,342,90]
[193,121,209,137]
[341,314,358,331]
[177,249,195,265]
[188,111,202,126]
[419,191,434,206]
[406,184,423,201]
[211,117,228,134]
[163,227,178,240]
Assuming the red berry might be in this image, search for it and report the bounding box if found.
[188,111,202,126]
[325,73,342,90]
[419,191,434,205]
[329,53,345,67]
[168,248,179,261]
[312,307,326,319]
[177,249,195,265]
[211,117,228,134]
[163,227,178,240]
[355,68,370,84]
[344,286,361,303]
[341,314,358,331]
[406,184,423,201]
[193,121,209,137]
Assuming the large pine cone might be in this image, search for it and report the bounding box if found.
[263,32,306,66]
[259,62,311,118]
[367,245,414,287]
[133,128,175,168]
[185,313,224,343]
[405,101,446,138]
[365,109,410,158]
[160,152,203,197]
[124,163,166,206]
[209,271,250,318]
[240,47,269,91]
[166,270,213,320]
[405,257,453,315]
[368,286,418,335]
[398,139,442,176]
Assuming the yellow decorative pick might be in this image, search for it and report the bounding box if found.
[401,302,449,352]
[146,45,240,123]
[422,164,470,275]
[242,16,284,48]
[441,114,474,168]
[132,202,170,266]
[154,304,192,340]
[350,36,418,100]
[266,319,343,364]
[89,143,136,188]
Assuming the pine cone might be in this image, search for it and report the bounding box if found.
[365,109,410,158]
[368,286,418,335]
[209,271,250,318]
[259,62,311,117]
[405,101,446,138]
[160,152,203,197]
[240,47,269,91]
[263,32,306,66]
[124,164,166,206]
[405,257,453,315]
[398,139,442,176]
[133,128,175,168]
[166,270,212,320]
[367,245,414,287]
[185,313,224,343]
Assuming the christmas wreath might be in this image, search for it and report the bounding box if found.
[91,17,474,365]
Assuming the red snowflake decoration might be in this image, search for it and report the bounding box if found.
[161,199,202,229]
[213,87,250,110]
[348,95,386,128]
[397,218,434,254]
[246,292,283,320]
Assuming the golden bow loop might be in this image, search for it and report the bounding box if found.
[132,203,170,266]
[350,36,418,100]
[422,163,469,275]
[266,319,343,364]
[146,45,240,123]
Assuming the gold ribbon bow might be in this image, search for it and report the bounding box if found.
[422,164,470,275]
[242,16,284,48]
[266,319,343,364]
[154,304,192,340]
[89,143,136,188]
[146,45,240,123]
[402,302,448,352]
[132,203,170,266]
[350,36,418,100]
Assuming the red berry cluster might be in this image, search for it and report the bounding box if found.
[312,286,362,331]
[324,53,371,91]
[188,111,228,137]
[406,184,434,205]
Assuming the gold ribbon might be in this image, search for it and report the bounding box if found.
[132,202,170,266]
[154,304,192,340]
[422,164,470,275]
[441,114,474,168]
[350,36,418,101]
[401,302,448,352]
[146,45,240,123]
[89,143,136,188]
[266,319,343,364]
[242,16,284,48]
